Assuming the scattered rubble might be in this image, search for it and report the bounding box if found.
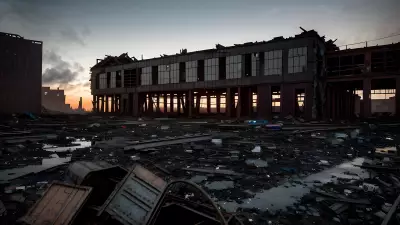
[1,115,400,224]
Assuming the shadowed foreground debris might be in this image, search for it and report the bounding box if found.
[1,114,400,224]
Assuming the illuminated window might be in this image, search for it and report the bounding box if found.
[272,91,281,113]
[264,50,282,75]
[288,47,307,74]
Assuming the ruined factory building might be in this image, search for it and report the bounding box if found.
[90,29,400,120]
[0,32,42,114]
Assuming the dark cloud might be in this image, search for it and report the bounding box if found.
[0,0,89,45]
[42,50,84,85]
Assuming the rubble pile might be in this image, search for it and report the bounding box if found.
[0,114,400,224]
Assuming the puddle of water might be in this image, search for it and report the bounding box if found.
[0,157,71,182]
[219,158,368,213]
[205,181,234,190]
[43,139,92,152]
[245,159,269,168]
[189,175,208,183]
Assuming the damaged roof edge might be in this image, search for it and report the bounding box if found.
[91,29,329,70]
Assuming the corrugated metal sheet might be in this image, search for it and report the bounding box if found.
[99,165,166,225]
[67,161,124,185]
[19,182,92,225]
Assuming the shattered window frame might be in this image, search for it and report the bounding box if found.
[288,47,307,74]
[264,50,282,76]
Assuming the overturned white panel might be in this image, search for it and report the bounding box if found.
[185,61,198,82]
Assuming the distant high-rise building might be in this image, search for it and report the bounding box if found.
[78,97,83,110]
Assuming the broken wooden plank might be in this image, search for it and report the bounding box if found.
[182,168,243,176]
[124,134,212,151]
[381,193,400,225]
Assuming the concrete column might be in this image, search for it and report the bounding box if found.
[133,92,139,117]
[305,84,313,120]
[325,86,331,119]
[363,78,371,118]
[188,91,193,118]
[100,96,104,113]
[163,93,167,113]
[226,88,232,117]
[177,93,181,115]
[105,96,109,113]
[170,94,174,113]
[248,88,253,117]
[156,94,160,112]
[95,96,99,113]
[236,88,241,118]
[281,84,295,117]
[216,93,221,114]
[257,85,271,119]
[148,94,154,113]
[396,78,400,117]
[207,93,211,113]
[111,95,115,113]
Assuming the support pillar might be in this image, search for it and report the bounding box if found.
[236,88,241,118]
[248,88,253,117]
[149,94,154,113]
[397,78,400,117]
[216,93,221,114]
[170,94,174,113]
[133,92,139,117]
[363,78,371,118]
[156,94,160,112]
[111,95,115,113]
[257,85,271,119]
[105,96,109,113]
[164,93,167,113]
[100,96,104,113]
[207,93,211,113]
[226,88,232,117]
[188,91,193,118]
[177,93,181,115]
[95,96,99,113]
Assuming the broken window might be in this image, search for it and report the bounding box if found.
[179,62,186,83]
[116,71,122,87]
[264,50,283,75]
[327,57,340,76]
[185,61,198,82]
[99,73,107,89]
[124,69,135,87]
[106,72,111,88]
[152,66,158,85]
[288,47,307,74]
[371,51,385,72]
[219,57,226,80]
[226,55,242,79]
[110,72,116,88]
[244,54,251,77]
[197,60,205,81]
[141,67,152,85]
[251,53,259,76]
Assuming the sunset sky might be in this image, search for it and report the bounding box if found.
[0,0,399,110]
